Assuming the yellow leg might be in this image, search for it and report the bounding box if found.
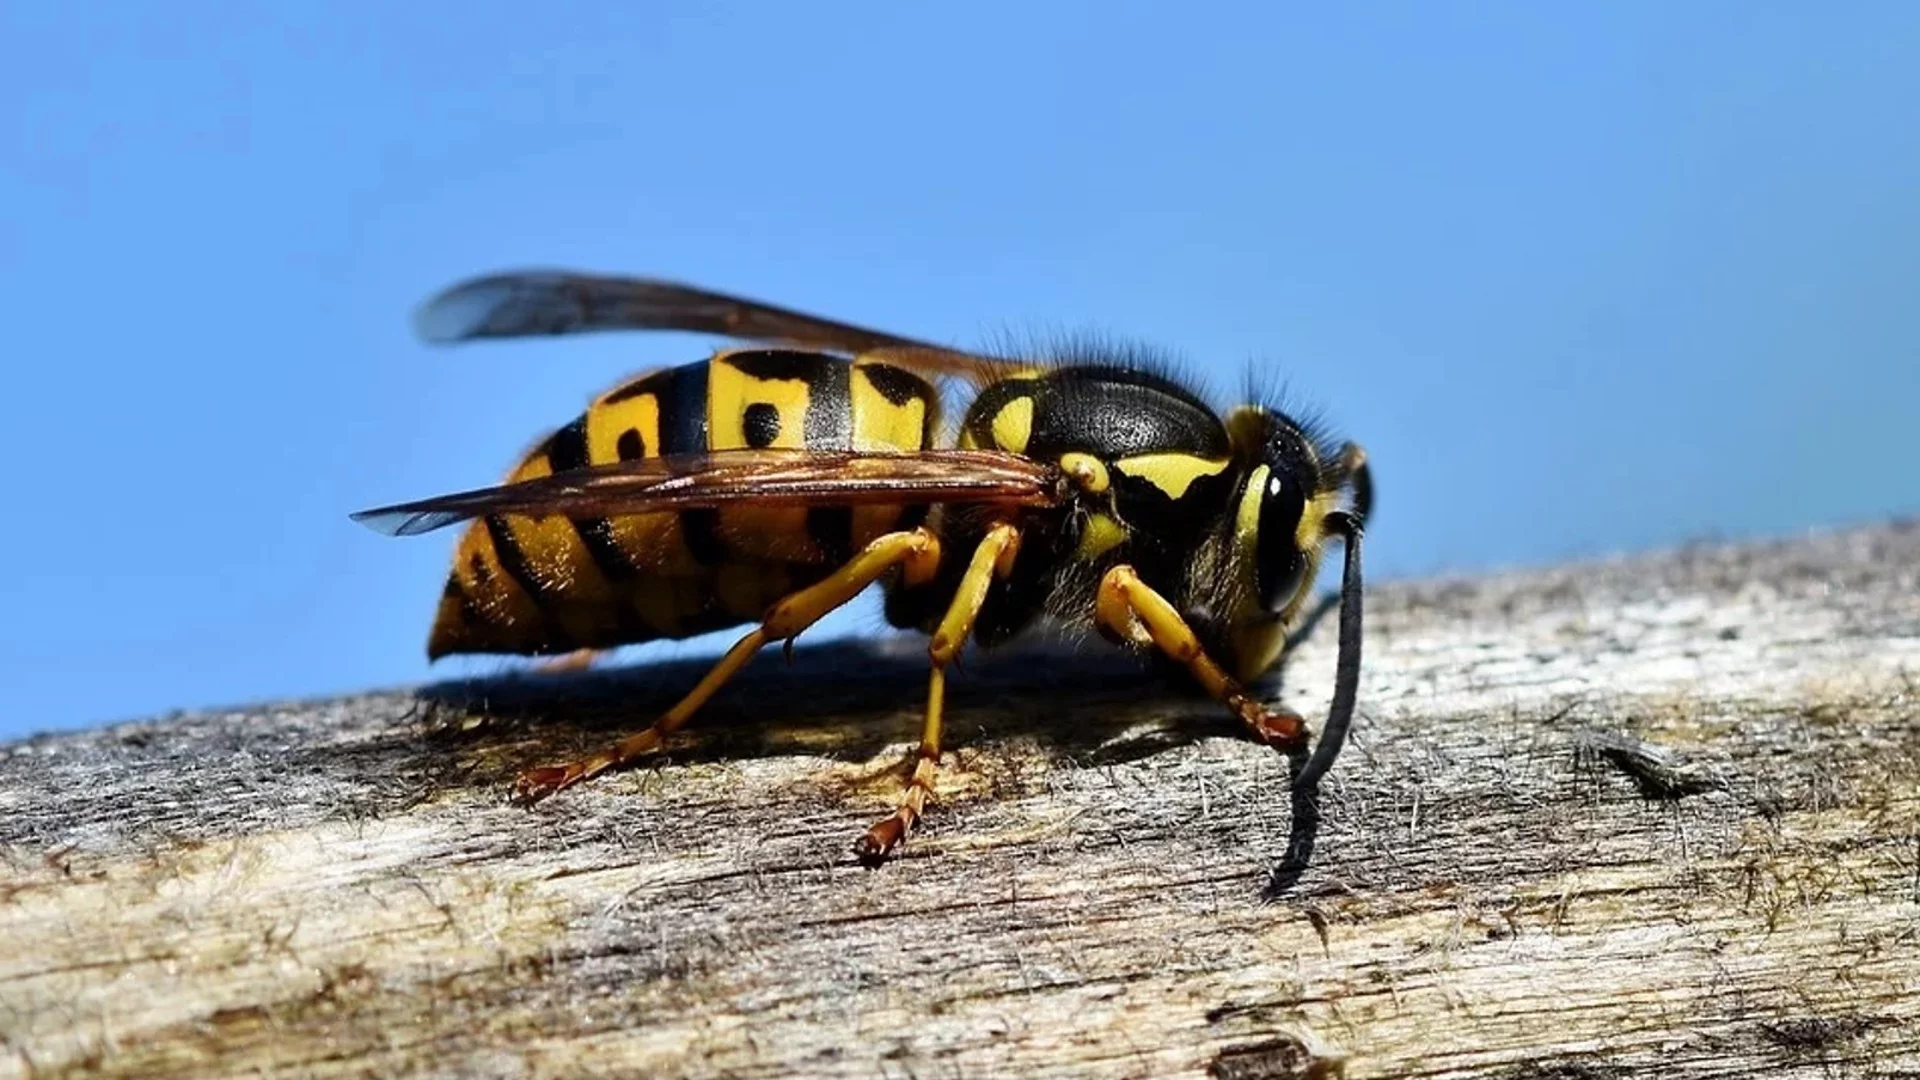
[511,527,943,804]
[1095,564,1308,748]
[855,521,1020,862]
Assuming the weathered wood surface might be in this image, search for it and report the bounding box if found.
[4,522,1919,1079]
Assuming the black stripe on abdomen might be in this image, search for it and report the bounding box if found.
[484,513,574,650]
[659,361,727,565]
[804,356,855,564]
[546,416,642,586]
[803,356,852,447]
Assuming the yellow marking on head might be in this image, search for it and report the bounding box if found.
[1296,491,1336,554]
[1222,463,1282,679]
[1223,472,1336,682]
[1058,452,1110,494]
[990,395,1035,454]
[1113,453,1231,499]
[1234,465,1270,544]
[1075,512,1129,560]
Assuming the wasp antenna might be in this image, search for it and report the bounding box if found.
[1338,442,1372,526]
[1294,510,1362,791]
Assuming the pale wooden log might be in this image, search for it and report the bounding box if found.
[3,521,1918,1079]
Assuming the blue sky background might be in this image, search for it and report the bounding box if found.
[4,3,1918,739]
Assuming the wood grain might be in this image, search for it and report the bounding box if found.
[3,521,1918,1079]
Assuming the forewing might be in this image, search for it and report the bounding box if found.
[414,270,1001,383]
[352,448,1064,537]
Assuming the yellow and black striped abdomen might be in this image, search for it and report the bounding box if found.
[427,349,939,659]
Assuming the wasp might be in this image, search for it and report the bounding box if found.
[353,271,1370,863]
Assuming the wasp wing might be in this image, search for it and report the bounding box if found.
[413,270,1001,383]
[352,448,1064,538]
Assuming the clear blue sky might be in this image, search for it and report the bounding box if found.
[4,4,1918,739]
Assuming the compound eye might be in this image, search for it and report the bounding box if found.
[1256,472,1308,612]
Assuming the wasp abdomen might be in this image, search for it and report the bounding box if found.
[428,350,939,658]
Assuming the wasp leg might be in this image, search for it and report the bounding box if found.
[1095,565,1308,749]
[855,521,1020,864]
[512,527,944,804]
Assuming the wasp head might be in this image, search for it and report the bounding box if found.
[1211,405,1365,682]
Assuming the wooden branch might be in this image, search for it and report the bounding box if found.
[4,522,1918,1079]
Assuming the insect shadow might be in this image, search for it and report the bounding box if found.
[415,638,1236,767]
[412,622,1328,884]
